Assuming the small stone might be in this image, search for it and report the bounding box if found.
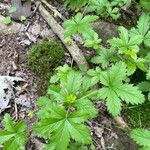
[31,23,41,36]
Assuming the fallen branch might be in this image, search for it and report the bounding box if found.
[36,1,129,129]
[36,1,89,71]
[41,0,66,21]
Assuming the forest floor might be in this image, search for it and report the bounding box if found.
[0,0,144,150]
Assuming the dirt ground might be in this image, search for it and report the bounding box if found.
[0,1,138,150]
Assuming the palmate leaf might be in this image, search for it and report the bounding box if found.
[100,62,127,86]
[115,84,144,104]
[86,0,109,14]
[108,27,143,60]
[48,70,98,108]
[63,13,98,39]
[98,62,145,116]
[0,114,26,150]
[138,81,150,92]
[84,32,101,49]
[74,98,97,118]
[109,26,143,57]
[91,47,119,69]
[34,104,92,150]
[64,0,88,10]
[130,129,150,147]
[130,13,150,47]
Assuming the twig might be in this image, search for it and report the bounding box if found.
[37,1,89,71]
[25,1,40,31]
[40,0,84,44]
[41,0,66,21]
[114,116,129,129]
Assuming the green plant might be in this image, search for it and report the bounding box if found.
[140,0,150,12]
[88,62,145,116]
[33,66,98,149]
[63,13,99,39]
[86,0,122,20]
[0,114,27,150]
[130,128,150,150]
[3,16,12,25]
[91,46,119,69]
[130,13,150,47]
[64,0,88,10]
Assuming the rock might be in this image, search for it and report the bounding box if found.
[92,20,118,43]
[40,28,56,39]
[0,15,24,35]
[31,23,41,36]
[9,0,32,20]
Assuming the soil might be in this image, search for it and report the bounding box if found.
[0,1,139,150]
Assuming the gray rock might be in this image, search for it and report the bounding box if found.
[0,15,24,35]
[92,20,118,43]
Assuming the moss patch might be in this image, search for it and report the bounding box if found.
[27,39,65,94]
[123,101,150,128]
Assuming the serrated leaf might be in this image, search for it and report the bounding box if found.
[105,88,122,116]
[67,122,92,144]
[109,26,143,54]
[64,13,98,38]
[35,103,92,149]
[130,129,150,147]
[115,84,145,104]
[75,98,97,118]
[0,114,26,149]
[140,0,150,12]
[130,13,150,47]
[100,62,126,86]
[3,16,12,25]
[8,6,16,13]
[45,121,70,150]
[137,13,150,36]
[2,114,14,132]
[65,0,87,9]
[91,47,118,69]
[138,81,150,92]
[97,63,145,116]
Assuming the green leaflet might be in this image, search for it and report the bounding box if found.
[86,0,131,19]
[91,47,119,69]
[0,114,26,150]
[138,81,150,92]
[97,62,145,116]
[64,0,88,10]
[130,13,150,47]
[63,13,99,39]
[48,68,98,117]
[130,129,150,147]
[140,0,150,12]
[109,26,143,59]
[34,104,92,150]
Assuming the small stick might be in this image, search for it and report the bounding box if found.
[41,0,66,21]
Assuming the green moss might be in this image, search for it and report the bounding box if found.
[123,101,150,128]
[27,39,65,94]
